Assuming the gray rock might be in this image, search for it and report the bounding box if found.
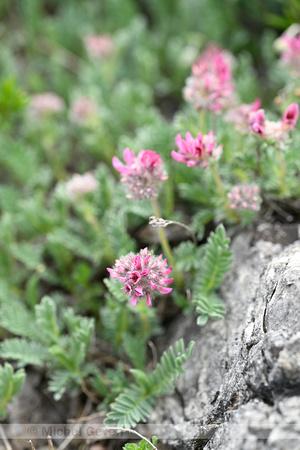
[149,229,300,449]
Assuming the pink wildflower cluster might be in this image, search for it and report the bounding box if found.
[225,98,261,133]
[107,247,173,307]
[172,131,222,167]
[112,148,168,200]
[250,103,299,145]
[227,185,261,211]
[69,97,98,126]
[276,25,300,77]
[65,172,98,199]
[84,34,114,59]
[29,93,65,117]
[183,44,235,114]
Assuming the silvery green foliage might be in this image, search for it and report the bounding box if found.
[0,297,95,400]
[105,339,195,427]
[0,363,25,418]
[193,225,232,325]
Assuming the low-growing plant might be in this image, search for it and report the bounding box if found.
[0,2,299,448]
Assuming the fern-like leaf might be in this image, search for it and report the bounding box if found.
[48,370,76,401]
[0,301,38,339]
[197,224,232,294]
[0,338,48,366]
[0,363,25,418]
[105,339,195,427]
[193,224,232,325]
[195,293,226,326]
[35,296,60,345]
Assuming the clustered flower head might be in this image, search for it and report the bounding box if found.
[183,43,235,114]
[107,247,173,307]
[172,131,223,167]
[225,98,261,133]
[112,148,168,200]
[249,102,299,146]
[28,92,65,117]
[275,24,300,77]
[65,172,99,199]
[227,185,261,211]
[83,34,114,59]
[69,97,98,126]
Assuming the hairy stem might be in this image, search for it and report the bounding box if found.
[275,148,288,196]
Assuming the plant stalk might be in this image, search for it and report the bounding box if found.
[210,164,239,222]
[275,148,288,196]
[151,198,175,267]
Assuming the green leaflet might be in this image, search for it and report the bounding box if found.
[193,224,232,325]
[0,363,25,418]
[105,339,195,427]
[0,296,95,400]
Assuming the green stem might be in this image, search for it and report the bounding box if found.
[210,164,239,222]
[198,110,207,133]
[151,199,175,267]
[210,164,226,198]
[275,148,287,195]
[255,146,261,176]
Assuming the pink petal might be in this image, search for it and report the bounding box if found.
[251,98,261,112]
[157,286,173,295]
[135,285,144,296]
[282,102,299,130]
[130,295,138,307]
[123,147,135,165]
[149,281,156,290]
[146,292,152,306]
[112,156,126,174]
[134,255,141,270]
[140,247,148,257]
[141,269,150,276]
[162,266,173,276]
[143,254,151,266]
[171,151,188,163]
[107,268,119,278]
[187,160,198,167]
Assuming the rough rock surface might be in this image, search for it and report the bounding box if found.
[149,226,300,449]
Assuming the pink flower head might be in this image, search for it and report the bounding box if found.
[282,102,299,130]
[227,185,261,212]
[225,98,261,133]
[84,34,114,59]
[276,25,300,76]
[172,131,222,168]
[107,247,173,307]
[28,92,65,117]
[65,172,99,199]
[250,102,299,146]
[112,148,168,200]
[183,43,235,114]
